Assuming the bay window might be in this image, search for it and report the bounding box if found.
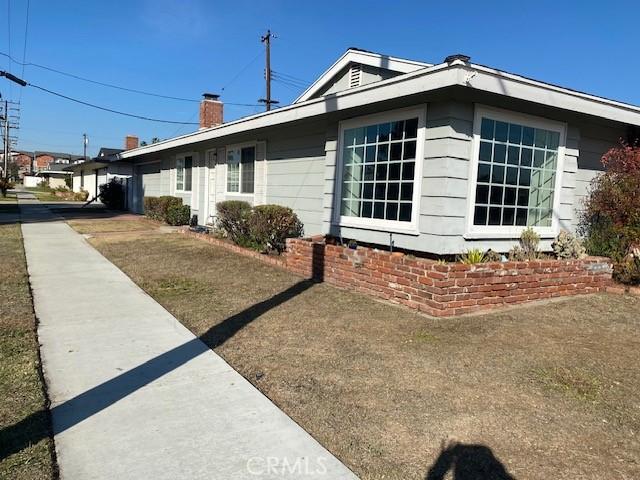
[226,145,255,194]
[468,107,565,236]
[338,108,424,229]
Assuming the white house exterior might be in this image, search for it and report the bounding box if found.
[118,49,640,255]
[68,146,132,203]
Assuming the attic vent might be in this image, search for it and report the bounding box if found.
[349,64,362,88]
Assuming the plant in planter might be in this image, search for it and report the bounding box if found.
[509,227,540,261]
[457,248,485,264]
[552,230,586,259]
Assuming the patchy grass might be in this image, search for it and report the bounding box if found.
[67,217,159,234]
[0,207,56,479]
[533,366,602,402]
[0,192,17,203]
[74,218,640,480]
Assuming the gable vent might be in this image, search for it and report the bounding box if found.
[349,64,362,89]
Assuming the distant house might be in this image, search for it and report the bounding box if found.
[117,49,640,255]
[36,161,74,189]
[67,141,132,201]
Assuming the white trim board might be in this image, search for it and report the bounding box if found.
[294,48,431,103]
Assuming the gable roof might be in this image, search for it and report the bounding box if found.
[121,55,640,160]
[293,48,431,103]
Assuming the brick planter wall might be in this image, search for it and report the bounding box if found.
[285,238,613,317]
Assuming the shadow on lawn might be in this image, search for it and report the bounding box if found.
[425,440,515,480]
[0,257,323,461]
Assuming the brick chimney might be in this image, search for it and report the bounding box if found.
[199,93,223,129]
[125,135,139,150]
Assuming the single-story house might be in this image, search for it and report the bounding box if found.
[67,144,131,201]
[117,49,640,255]
[24,161,74,189]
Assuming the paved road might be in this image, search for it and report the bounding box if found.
[16,194,357,479]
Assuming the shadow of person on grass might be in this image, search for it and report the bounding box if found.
[425,440,515,480]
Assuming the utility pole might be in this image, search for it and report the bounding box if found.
[259,30,279,112]
[2,100,8,178]
[83,133,88,162]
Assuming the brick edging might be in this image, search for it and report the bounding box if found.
[177,229,615,317]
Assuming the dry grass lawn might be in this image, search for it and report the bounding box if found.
[0,205,56,479]
[78,219,640,480]
[67,217,160,234]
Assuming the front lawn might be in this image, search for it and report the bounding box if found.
[77,219,640,480]
[0,206,56,479]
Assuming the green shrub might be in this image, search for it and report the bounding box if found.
[552,230,586,259]
[143,197,161,220]
[457,248,485,264]
[579,143,640,265]
[37,180,50,190]
[165,204,191,226]
[144,196,183,222]
[216,200,253,244]
[53,185,69,193]
[0,177,14,197]
[99,179,126,210]
[248,204,304,253]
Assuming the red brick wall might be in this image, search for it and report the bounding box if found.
[286,238,613,317]
[34,154,54,170]
[199,99,223,129]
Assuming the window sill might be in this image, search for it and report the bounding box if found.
[336,218,420,236]
[464,227,558,240]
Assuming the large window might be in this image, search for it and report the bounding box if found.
[471,110,563,233]
[339,111,421,226]
[226,145,255,194]
[176,155,193,192]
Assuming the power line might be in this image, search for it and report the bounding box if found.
[0,51,263,107]
[272,76,307,91]
[272,70,310,85]
[220,49,264,93]
[28,83,201,125]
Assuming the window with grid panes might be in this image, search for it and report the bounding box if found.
[341,117,418,223]
[473,117,560,228]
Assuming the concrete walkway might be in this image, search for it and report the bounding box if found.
[16,194,356,479]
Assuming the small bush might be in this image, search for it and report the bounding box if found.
[144,196,183,222]
[249,204,304,253]
[74,189,89,202]
[99,179,126,210]
[0,177,14,197]
[216,200,253,244]
[165,204,191,226]
[457,248,485,264]
[509,227,540,261]
[552,230,586,259]
[53,185,69,193]
[37,180,50,190]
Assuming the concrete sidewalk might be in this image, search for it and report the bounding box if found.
[17,195,356,479]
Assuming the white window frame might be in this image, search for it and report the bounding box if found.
[465,105,567,239]
[333,105,426,235]
[175,152,195,193]
[225,142,256,196]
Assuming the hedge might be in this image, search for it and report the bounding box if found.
[216,200,303,253]
[143,196,190,225]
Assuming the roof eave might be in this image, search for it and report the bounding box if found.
[120,61,640,160]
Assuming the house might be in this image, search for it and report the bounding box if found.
[117,49,640,255]
[67,141,131,201]
[35,161,74,189]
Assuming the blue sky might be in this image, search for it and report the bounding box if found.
[2,0,639,157]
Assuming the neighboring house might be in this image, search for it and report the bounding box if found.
[117,48,640,255]
[9,151,34,178]
[36,161,74,189]
[67,141,131,201]
[31,151,84,172]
